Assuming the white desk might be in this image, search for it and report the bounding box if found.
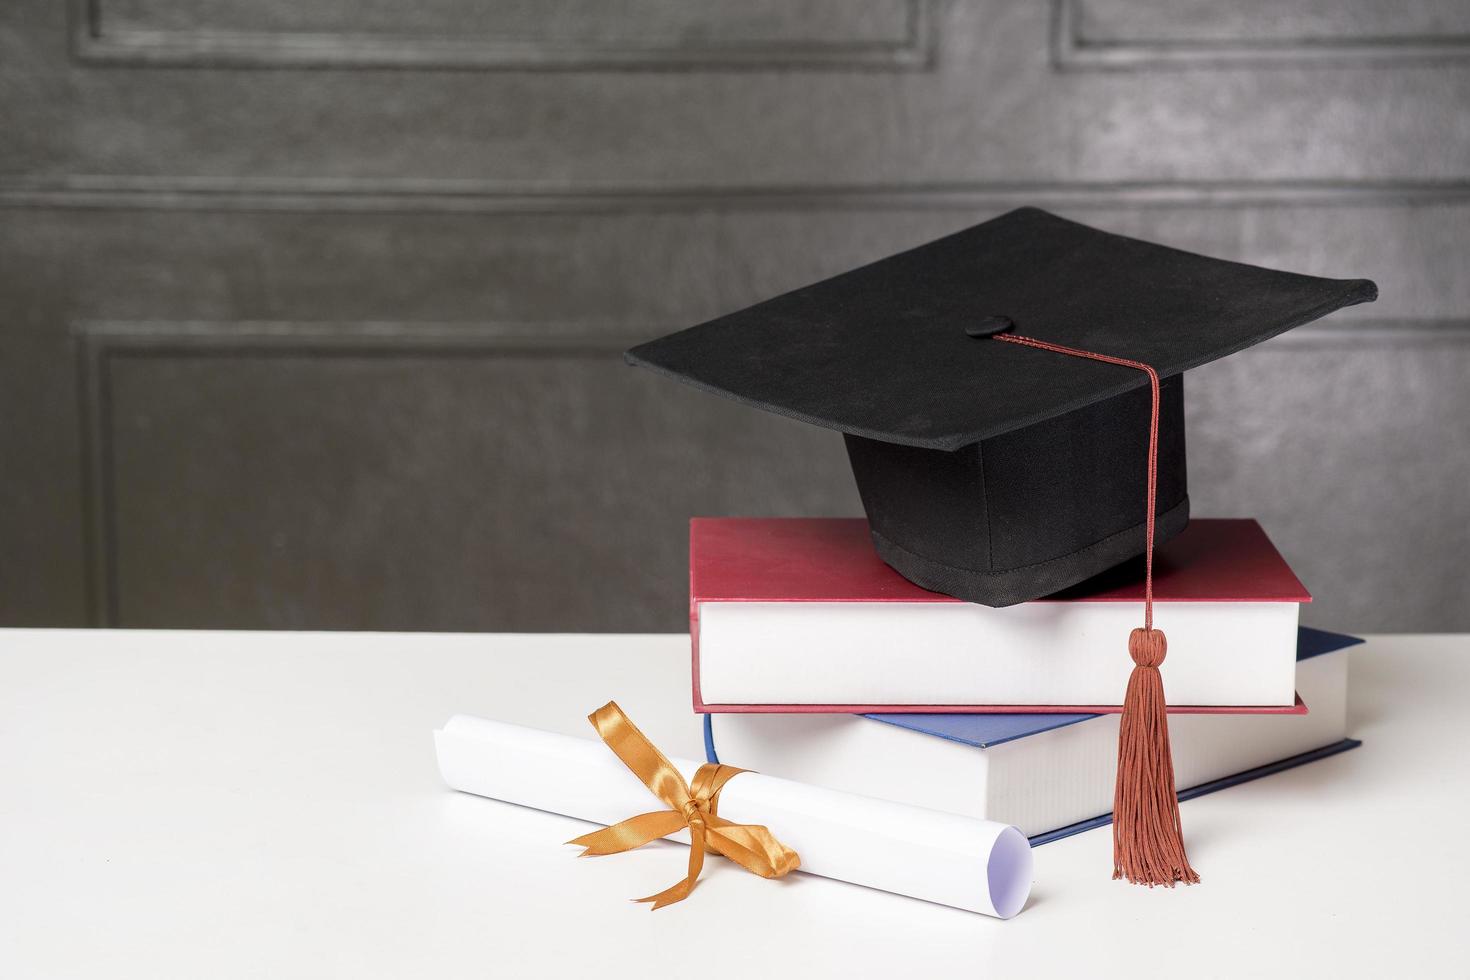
[1,631,1464,978]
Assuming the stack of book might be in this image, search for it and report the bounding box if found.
[692,516,1360,845]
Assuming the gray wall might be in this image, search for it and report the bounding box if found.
[2,0,1467,634]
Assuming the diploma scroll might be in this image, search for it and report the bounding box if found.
[435,714,1033,918]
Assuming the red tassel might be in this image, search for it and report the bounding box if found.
[991,330,1199,885]
[1113,627,1199,886]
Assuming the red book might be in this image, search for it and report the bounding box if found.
[690,518,1309,714]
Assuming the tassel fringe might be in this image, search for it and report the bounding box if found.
[1113,627,1199,887]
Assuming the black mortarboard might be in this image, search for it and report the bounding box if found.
[626,207,1376,607]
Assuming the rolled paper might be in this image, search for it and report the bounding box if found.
[435,714,1033,918]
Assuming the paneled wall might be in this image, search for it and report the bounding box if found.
[2,0,1467,632]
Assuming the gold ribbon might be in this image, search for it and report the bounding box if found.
[568,701,801,909]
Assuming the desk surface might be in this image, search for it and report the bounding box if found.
[1,630,1464,979]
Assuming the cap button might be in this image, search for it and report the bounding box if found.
[965,315,1014,338]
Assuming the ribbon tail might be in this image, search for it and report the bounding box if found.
[634,822,707,910]
[568,810,686,856]
[635,877,697,911]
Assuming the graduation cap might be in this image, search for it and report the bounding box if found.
[627,206,1376,885]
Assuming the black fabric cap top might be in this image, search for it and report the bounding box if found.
[627,207,1376,606]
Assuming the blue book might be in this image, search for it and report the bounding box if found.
[706,627,1362,844]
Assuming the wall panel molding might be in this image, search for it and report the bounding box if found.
[9,175,1470,214]
[1052,0,1470,70]
[73,320,644,626]
[70,0,935,71]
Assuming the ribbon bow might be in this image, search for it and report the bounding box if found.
[568,702,801,909]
